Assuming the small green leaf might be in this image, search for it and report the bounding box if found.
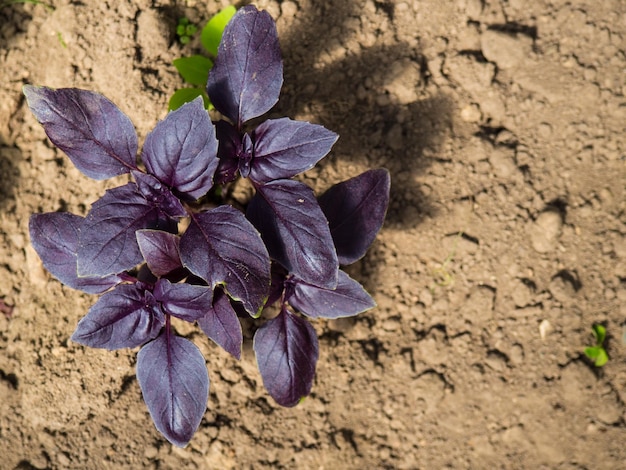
[592,324,606,345]
[595,348,609,367]
[201,5,237,56]
[168,88,209,111]
[173,55,213,86]
[584,346,599,360]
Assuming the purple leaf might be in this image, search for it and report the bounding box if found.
[214,120,243,184]
[286,270,376,319]
[153,279,212,322]
[23,86,138,179]
[318,169,390,265]
[179,206,270,316]
[253,307,319,407]
[141,97,219,200]
[137,330,209,447]
[133,171,187,218]
[78,183,178,277]
[71,284,165,349]
[197,288,243,359]
[207,5,283,127]
[136,230,182,277]
[250,118,338,184]
[247,180,338,289]
[29,212,121,293]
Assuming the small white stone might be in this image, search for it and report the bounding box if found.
[539,319,552,340]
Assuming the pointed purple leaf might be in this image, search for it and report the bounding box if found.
[23,85,138,179]
[179,206,270,316]
[207,5,283,127]
[136,230,182,277]
[137,331,209,447]
[71,284,165,349]
[133,171,187,218]
[141,97,218,200]
[78,183,178,277]
[29,212,121,293]
[287,270,376,319]
[250,118,338,184]
[247,180,338,289]
[318,169,390,265]
[197,288,243,359]
[254,307,319,407]
[153,279,212,322]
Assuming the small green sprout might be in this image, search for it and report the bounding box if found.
[584,324,608,367]
[176,18,198,45]
[169,5,237,111]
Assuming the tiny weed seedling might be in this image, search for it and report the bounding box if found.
[169,5,237,111]
[176,17,198,45]
[25,6,390,448]
[584,324,608,367]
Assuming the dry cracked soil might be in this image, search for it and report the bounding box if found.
[1,0,626,468]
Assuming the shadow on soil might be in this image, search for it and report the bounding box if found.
[0,2,51,49]
[271,0,453,229]
[0,139,21,211]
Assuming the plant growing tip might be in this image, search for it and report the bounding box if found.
[25,5,390,448]
[584,324,608,367]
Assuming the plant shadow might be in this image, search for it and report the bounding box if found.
[0,2,50,50]
[267,0,452,229]
[0,138,21,212]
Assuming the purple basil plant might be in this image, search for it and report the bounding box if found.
[25,5,390,447]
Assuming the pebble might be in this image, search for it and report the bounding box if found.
[481,30,532,70]
[530,211,562,253]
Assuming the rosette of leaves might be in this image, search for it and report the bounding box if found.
[25,5,390,447]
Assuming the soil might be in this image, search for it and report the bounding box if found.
[1,0,626,468]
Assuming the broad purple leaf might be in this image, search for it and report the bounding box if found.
[250,118,338,184]
[214,120,242,184]
[153,279,212,322]
[197,288,243,359]
[71,284,165,349]
[253,307,319,407]
[78,183,178,277]
[179,206,270,316]
[318,169,390,265]
[141,97,219,200]
[137,331,209,447]
[247,180,338,289]
[136,230,182,277]
[23,85,138,179]
[29,212,121,293]
[286,270,376,319]
[133,171,187,218]
[207,5,283,127]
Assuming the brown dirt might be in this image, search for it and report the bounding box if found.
[1,0,626,468]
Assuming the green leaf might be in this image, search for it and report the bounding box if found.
[168,88,209,111]
[584,346,599,360]
[592,324,606,345]
[173,55,213,86]
[201,5,237,56]
[595,348,609,367]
